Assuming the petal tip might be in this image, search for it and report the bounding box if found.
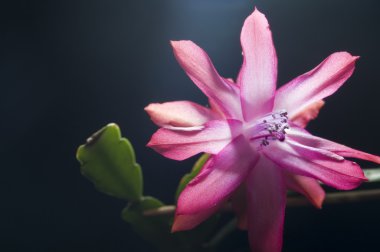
[249,7,270,27]
[314,196,325,209]
[171,223,180,233]
[170,40,194,49]
[171,215,187,232]
[144,103,155,113]
[252,6,264,16]
[170,40,182,50]
[146,139,154,148]
[350,54,360,62]
[334,51,360,63]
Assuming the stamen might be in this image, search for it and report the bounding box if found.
[246,110,290,147]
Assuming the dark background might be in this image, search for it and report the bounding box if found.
[1,0,380,251]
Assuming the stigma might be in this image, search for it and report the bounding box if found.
[245,110,290,147]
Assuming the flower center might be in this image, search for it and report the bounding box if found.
[245,110,289,147]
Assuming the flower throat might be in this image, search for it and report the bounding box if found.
[246,110,289,147]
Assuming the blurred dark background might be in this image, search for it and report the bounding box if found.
[1,0,380,251]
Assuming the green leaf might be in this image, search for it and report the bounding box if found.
[76,123,143,202]
[175,154,210,200]
[122,196,179,251]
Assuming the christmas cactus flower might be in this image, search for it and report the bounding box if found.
[145,8,380,252]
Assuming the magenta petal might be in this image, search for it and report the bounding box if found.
[246,157,286,252]
[288,128,380,164]
[274,52,358,118]
[176,135,258,215]
[171,40,242,119]
[285,173,325,209]
[172,203,221,232]
[263,140,367,190]
[238,8,277,121]
[145,101,219,127]
[147,119,242,161]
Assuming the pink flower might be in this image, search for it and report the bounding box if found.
[145,8,380,252]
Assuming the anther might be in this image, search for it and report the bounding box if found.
[255,110,290,147]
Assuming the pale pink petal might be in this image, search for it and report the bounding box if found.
[274,52,358,118]
[290,100,325,128]
[147,119,242,161]
[145,101,219,127]
[246,157,286,252]
[263,140,367,190]
[285,173,325,209]
[238,8,277,121]
[171,40,242,119]
[288,128,380,164]
[176,135,258,215]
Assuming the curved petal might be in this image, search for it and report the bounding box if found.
[274,52,358,118]
[288,127,380,164]
[290,100,325,128]
[246,157,286,252]
[145,101,219,127]
[176,135,258,215]
[172,204,221,232]
[238,8,277,121]
[285,172,325,209]
[147,119,242,161]
[171,40,242,119]
[263,140,367,190]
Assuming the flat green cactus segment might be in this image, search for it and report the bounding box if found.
[76,123,143,202]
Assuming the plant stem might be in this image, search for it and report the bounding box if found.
[143,188,380,216]
[287,188,380,207]
[143,205,175,216]
[203,218,237,248]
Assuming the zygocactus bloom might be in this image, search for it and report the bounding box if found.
[145,8,380,252]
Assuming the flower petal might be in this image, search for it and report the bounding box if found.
[147,119,242,161]
[288,127,380,164]
[263,140,367,190]
[285,172,325,209]
[172,205,221,232]
[290,100,325,128]
[208,98,225,118]
[145,101,219,127]
[246,157,286,252]
[238,8,277,121]
[171,40,242,119]
[274,52,358,118]
[176,135,258,215]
